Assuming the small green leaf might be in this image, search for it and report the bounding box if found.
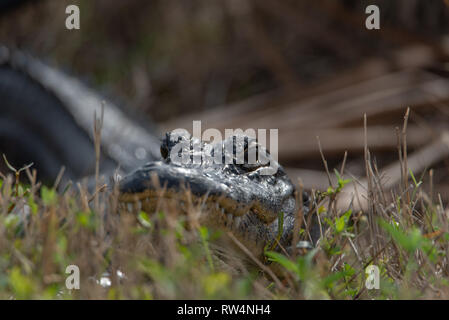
[202,272,230,296]
[409,169,422,187]
[199,226,209,240]
[8,267,34,299]
[27,197,38,215]
[137,211,152,228]
[41,186,57,206]
[379,219,428,253]
[265,251,299,275]
[336,216,345,233]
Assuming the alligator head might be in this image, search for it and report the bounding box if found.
[118,130,314,259]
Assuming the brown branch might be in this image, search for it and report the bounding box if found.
[338,132,449,212]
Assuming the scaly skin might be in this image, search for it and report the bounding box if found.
[0,46,160,184]
[118,131,313,258]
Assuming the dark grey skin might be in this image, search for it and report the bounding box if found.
[119,131,315,258]
[0,46,160,184]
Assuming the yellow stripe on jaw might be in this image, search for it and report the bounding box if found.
[118,187,279,227]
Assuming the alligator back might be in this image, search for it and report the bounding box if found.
[0,47,161,184]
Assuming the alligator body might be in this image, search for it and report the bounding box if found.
[0,47,314,260]
[0,47,160,183]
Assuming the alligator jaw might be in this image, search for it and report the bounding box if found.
[117,161,297,257]
[118,161,292,223]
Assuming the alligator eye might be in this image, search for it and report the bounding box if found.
[160,145,169,159]
[239,140,272,172]
[239,145,263,172]
[241,162,261,172]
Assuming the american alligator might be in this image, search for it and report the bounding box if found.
[118,131,316,258]
[0,47,316,261]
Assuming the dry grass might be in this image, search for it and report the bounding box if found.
[1,112,449,300]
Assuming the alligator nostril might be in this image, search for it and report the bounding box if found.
[160,145,169,159]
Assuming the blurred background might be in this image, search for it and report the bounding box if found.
[1,0,449,198]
